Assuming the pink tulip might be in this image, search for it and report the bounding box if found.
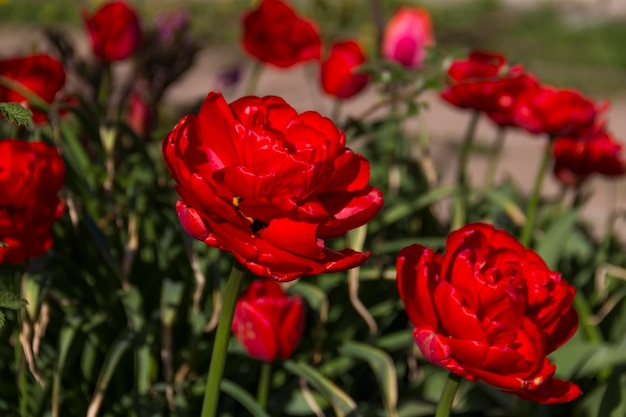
[382,7,434,69]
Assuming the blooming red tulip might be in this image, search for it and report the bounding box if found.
[382,7,434,68]
[320,40,369,99]
[553,128,625,186]
[0,54,66,123]
[441,51,539,123]
[0,139,65,264]
[232,280,305,361]
[163,92,383,281]
[242,0,321,68]
[513,85,599,137]
[83,1,142,61]
[397,223,581,404]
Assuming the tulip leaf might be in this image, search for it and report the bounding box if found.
[52,316,81,415]
[576,344,626,377]
[220,379,271,417]
[339,341,398,417]
[370,185,457,233]
[478,187,526,226]
[536,210,579,268]
[0,102,33,128]
[284,360,359,417]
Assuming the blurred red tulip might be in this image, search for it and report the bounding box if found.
[397,223,581,404]
[320,40,369,99]
[382,7,434,68]
[0,54,66,124]
[553,128,625,185]
[0,139,65,264]
[242,0,321,68]
[83,1,142,61]
[232,280,305,361]
[126,89,154,140]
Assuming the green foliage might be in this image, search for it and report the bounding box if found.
[0,102,32,128]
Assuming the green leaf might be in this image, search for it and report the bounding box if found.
[536,209,579,268]
[0,310,5,328]
[339,341,398,417]
[0,291,27,310]
[284,360,359,417]
[0,102,33,128]
[52,317,81,415]
[220,379,271,417]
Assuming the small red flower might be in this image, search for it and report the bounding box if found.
[382,7,434,69]
[441,51,539,123]
[83,1,142,61]
[232,280,305,361]
[553,128,625,186]
[242,0,322,68]
[0,54,66,124]
[397,223,581,404]
[0,139,65,264]
[513,85,599,137]
[320,40,369,99]
[163,92,383,281]
[126,89,154,140]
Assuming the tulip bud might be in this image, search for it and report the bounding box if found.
[382,7,434,69]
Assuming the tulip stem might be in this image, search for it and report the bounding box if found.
[244,62,264,96]
[452,111,480,230]
[435,372,462,417]
[200,262,246,417]
[257,361,272,409]
[519,139,554,247]
[483,127,507,188]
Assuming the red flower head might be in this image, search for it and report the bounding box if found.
[553,128,625,186]
[126,88,154,140]
[232,280,305,361]
[162,92,383,281]
[513,85,599,137]
[441,51,539,122]
[0,54,66,124]
[320,40,369,99]
[382,7,434,69]
[83,1,142,62]
[242,0,322,68]
[397,223,581,404]
[0,139,65,264]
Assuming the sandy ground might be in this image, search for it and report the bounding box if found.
[2,20,626,239]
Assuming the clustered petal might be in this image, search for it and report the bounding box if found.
[163,92,382,281]
[396,223,581,404]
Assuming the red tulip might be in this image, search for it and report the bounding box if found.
[320,40,369,99]
[513,85,599,137]
[0,54,66,124]
[126,89,154,140]
[162,92,383,281]
[441,51,539,122]
[553,128,625,186]
[397,223,581,404]
[242,0,322,68]
[83,1,142,61]
[382,7,434,68]
[232,280,305,361]
[0,139,65,264]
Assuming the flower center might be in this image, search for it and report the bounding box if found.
[232,196,268,236]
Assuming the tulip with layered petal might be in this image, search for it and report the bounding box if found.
[397,223,581,404]
[163,92,383,281]
[320,40,369,99]
[0,139,65,264]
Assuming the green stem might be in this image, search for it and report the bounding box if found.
[452,111,480,230]
[519,139,554,247]
[330,99,342,122]
[200,262,246,417]
[435,372,462,417]
[256,361,272,410]
[244,62,264,96]
[483,127,507,188]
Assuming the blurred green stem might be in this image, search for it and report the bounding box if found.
[483,127,507,188]
[245,62,264,96]
[452,111,480,230]
[331,99,342,122]
[257,361,272,409]
[200,262,245,417]
[435,372,461,417]
[519,139,554,247]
